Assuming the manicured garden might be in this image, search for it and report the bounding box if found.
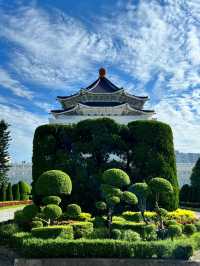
[0,119,200,261]
[0,168,200,260]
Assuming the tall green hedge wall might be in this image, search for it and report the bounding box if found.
[32,118,179,210]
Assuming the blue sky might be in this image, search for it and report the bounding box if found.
[0,0,200,162]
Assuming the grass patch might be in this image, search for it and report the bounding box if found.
[0,204,26,212]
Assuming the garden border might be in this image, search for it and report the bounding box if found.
[14,258,200,266]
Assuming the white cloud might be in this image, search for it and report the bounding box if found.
[0,1,200,154]
[0,103,46,162]
[0,68,33,99]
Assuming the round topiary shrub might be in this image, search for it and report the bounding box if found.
[101,184,122,197]
[96,201,107,210]
[122,191,138,205]
[22,204,39,220]
[43,204,62,222]
[42,196,61,205]
[168,225,182,240]
[31,220,43,228]
[111,229,121,239]
[102,168,130,188]
[66,204,82,219]
[35,170,72,197]
[122,230,141,241]
[183,224,197,236]
[149,177,173,195]
[106,196,120,206]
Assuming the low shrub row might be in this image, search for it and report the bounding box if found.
[32,225,73,239]
[121,209,196,224]
[12,232,195,259]
[0,181,31,202]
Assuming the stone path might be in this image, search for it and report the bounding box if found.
[0,206,25,223]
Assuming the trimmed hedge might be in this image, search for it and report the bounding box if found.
[35,170,72,197]
[32,119,178,210]
[71,222,93,239]
[12,234,194,259]
[31,225,73,239]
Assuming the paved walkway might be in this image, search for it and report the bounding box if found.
[0,206,25,223]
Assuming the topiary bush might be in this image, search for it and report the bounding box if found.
[32,119,178,211]
[31,225,73,239]
[111,229,121,240]
[31,220,43,229]
[183,224,196,236]
[102,168,130,188]
[35,170,72,198]
[43,204,62,224]
[122,212,143,222]
[141,224,157,241]
[122,191,138,205]
[95,201,107,211]
[122,230,141,242]
[168,225,182,240]
[65,204,81,219]
[42,196,61,205]
[71,222,93,239]
[22,204,39,221]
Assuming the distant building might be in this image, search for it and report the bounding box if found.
[8,162,32,184]
[176,163,194,187]
[50,68,155,124]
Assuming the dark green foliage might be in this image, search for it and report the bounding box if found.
[180,184,191,202]
[128,120,178,210]
[141,224,157,241]
[122,212,143,222]
[106,195,120,206]
[31,225,73,239]
[122,230,141,241]
[195,221,200,232]
[191,158,200,189]
[14,210,30,230]
[32,119,178,210]
[6,182,13,201]
[122,191,138,205]
[102,168,130,188]
[23,204,39,220]
[101,184,122,197]
[35,170,72,197]
[168,225,182,240]
[42,196,61,205]
[12,183,20,201]
[173,244,193,260]
[65,204,81,219]
[149,177,173,195]
[88,228,109,239]
[31,220,43,228]
[19,181,31,200]
[43,204,62,222]
[96,201,107,210]
[0,120,11,185]
[71,222,93,239]
[0,183,7,201]
[183,224,196,236]
[0,223,21,244]
[111,229,121,239]
[92,216,107,227]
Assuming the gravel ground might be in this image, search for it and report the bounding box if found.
[0,206,25,223]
